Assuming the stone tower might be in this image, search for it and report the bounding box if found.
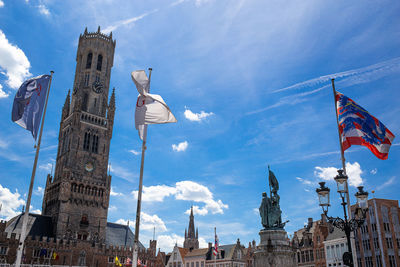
[42,27,116,243]
[183,206,199,250]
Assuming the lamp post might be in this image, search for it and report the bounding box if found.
[316,170,369,267]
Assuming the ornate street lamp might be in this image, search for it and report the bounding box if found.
[316,170,369,267]
[316,182,330,214]
[334,169,348,195]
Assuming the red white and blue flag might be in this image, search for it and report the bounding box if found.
[213,231,219,256]
[336,91,395,160]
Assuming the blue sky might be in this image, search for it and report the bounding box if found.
[0,0,399,252]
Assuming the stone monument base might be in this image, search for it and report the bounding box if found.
[254,229,296,267]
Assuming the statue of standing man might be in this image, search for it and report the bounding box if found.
[259,166,286,229]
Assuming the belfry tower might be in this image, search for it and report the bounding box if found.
[183,206,199,250]
[42,27,116,243]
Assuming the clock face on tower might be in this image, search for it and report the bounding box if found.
[92,81,103,94]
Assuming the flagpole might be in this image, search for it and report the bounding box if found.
[214,227,216,267]
[331,78,358,267]
[15,71,54,267]
[132,68,152,267]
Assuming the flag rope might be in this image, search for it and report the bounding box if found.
[15,71,54,267]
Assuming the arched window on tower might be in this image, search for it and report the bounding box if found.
[86,53,92,69]
[83,132,91,151]
[91,135,98,153]
[97,54,103,71]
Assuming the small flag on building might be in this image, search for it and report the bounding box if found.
[131,70,177,140]
[336,91,395,160]
[11,75,51,140]
[115,256,122,267]
[213,230,219,256]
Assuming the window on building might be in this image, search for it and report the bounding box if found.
[374,238,380,249]
[376,255,382,267]
[86,53,92,69]
[0,247,7,255]
[92,135,98,153]
[97,54,103,71]
[108,257,114,263]
[84,132,91,151]
[84,73,90,87]
[389,255,396,267]
[386,238,394,249]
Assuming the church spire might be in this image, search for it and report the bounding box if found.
[183,205,199,250]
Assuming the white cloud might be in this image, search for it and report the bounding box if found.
[103,9,158,33]
[296,177,315,186]
[0,30,31,90]
[109,164,137,182]
[129,149,141,156]
[170,0,186,7]
[139,212,167,232]
[39,163,52,172]
[110,186,124,196]
[172,141,188,152]
[0,84,7,98]
[370,168,377,175]
[132,185,176,202]
[132,181,228,215]
[108,205,117,212]
[0,1,4,8]
[314,162,363,187]
[184,109,214,122]
[0,184,25,220]
[185,205,208,216]
[0,139,8,149]
[157,233,184,252]
[175,181,228,215]
[37,4,50,16]
[30,209,41,214]
[115,212,167,232]
[377,176,396,190]
[33,186,44,196]
[195,0,212,6]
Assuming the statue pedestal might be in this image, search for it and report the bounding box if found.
[254,229,296,267]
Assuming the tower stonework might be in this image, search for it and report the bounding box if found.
[183,206,199,250]
[42,27,116,243]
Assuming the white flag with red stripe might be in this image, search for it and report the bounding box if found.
[131,70,177,140]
